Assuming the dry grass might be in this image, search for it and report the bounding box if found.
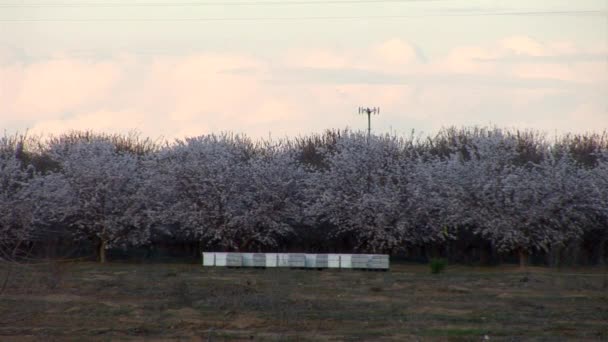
[0,262,606,341]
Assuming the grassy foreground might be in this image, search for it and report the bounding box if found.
[0,262,607,341]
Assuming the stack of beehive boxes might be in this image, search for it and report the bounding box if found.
[203,252,389,270]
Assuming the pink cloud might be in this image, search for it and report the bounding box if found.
[30,109,147,136]
[500,36,547,56]
[2,35,606,139]
[435,45,500,75]
[282,48,355,69]
[372,39,419,66]
[1,59,122,119]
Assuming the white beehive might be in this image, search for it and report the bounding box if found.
[241,253,254,267]
[288,253,306,267]
[265,253,279,267]
[369,255,390,269]
[327,254,341,268]
[226,253,242,267]
[202,252,213,266]
[315,254,329,268]
[277,253,290,267]
[351,254,371,269]
[305,254,317,268]
[339,254,352,268]
[214,252,228,266]
[252,253,266,267]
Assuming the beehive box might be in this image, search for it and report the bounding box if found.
[214,252,228,266]
[202,252,215,266]
[277,253,291,267]
[265,253,279,267]
[252,253,266,267]
[288,253,306,268]
[339,254,352,268]
[369,255,390,269]
[315,254,329,268]
[241,253,254,267]
[351,254,371,269]
[226,253,242,267]
[305,254,317,268]
[327,254,341,268]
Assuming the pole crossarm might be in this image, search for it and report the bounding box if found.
[358,106,380,139]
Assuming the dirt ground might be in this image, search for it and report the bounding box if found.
[0,262,607,341]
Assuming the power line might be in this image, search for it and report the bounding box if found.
[0,11,604,22]
[0,0,454,8]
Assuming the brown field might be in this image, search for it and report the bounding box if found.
[0,262,607,341]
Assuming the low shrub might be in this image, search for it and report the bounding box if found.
[430,258,447,274]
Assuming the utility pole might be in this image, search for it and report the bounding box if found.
[358,107,380,139]
[358,107,379,194]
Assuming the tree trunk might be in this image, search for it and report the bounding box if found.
[518,248,528,269]
[195,240,201,260]
[597,236,607,266]
[98,239,107,263]
[479,244,489,266]
[431,244,441,259]
[553,246,560,268]
[11,240,23,261]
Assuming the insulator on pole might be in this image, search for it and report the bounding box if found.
[357,106,380,138]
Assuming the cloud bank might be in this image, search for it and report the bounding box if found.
[1,35,606,139]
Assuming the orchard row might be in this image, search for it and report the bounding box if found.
[1,127,606,265]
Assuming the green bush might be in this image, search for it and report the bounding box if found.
[430,258,447,274]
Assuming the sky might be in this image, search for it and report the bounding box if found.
[1,0,607,140]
